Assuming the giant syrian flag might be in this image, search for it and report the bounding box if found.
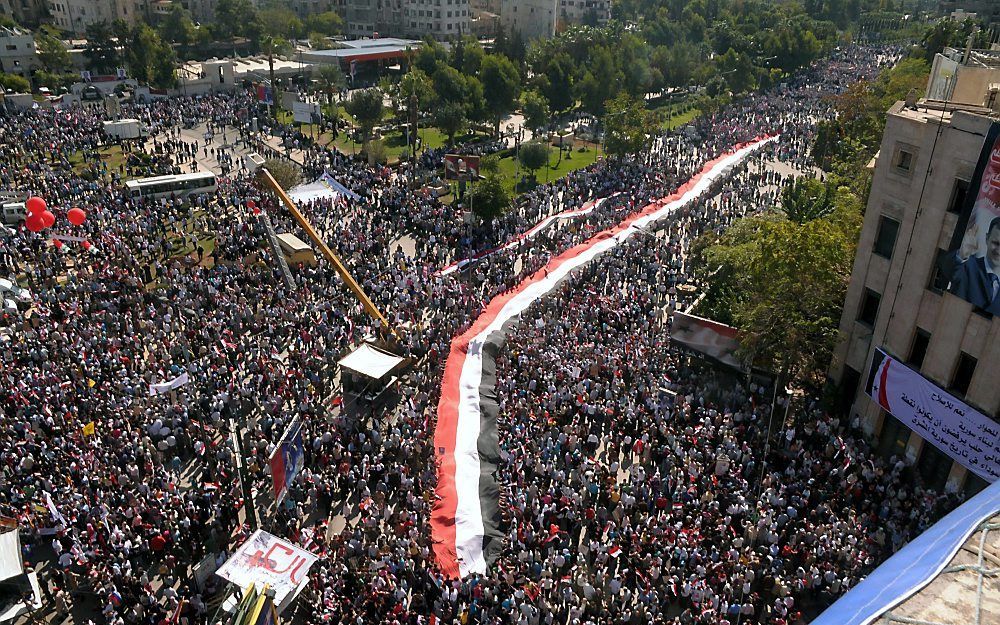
[431,136,778,578]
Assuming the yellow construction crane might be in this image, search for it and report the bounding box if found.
[257,167,401,341]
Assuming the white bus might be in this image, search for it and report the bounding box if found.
[125,172,218,199]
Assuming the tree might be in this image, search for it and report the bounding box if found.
[520,89,549,134]
[401,68,433,155]
[84,22,120,74]
[435,102,467,146]
[35,26,72,73]
[317,63,346,105]
[159,5,196,47]
[214,0,259,40]
[308,32,328,51]
[345,88,383,141]
[576,45,619,118]
[699,197,862,389]
[259,6,304,40]
[0,72,30,93]
[264,158,303,190]
[123,23,176,88]
[480,54,521,136]
[603,92,653,158]
[518,142,550,180]
[311,12,343,37]
[781,177,834,224]
[715,47,756,94]
[538,52,575,113]
[468,171,511,219]
[414,36,448,75]
[450,36,484,75]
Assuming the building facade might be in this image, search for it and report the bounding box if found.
[0,24,39,78]
[344,0,469,41]
[830,57,1000,496]
[179,0,217,23]
[938,0,1000,24]
[557,0,608,29]
[0,0,47,28]
[499,0,554,41]
[46,0,141,34]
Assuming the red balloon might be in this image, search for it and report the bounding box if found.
[247,200,256,209]
[25,196,46,216]
[52,239,63,249]
[67,207,87,226]
[41,210,55,228]
[25,213,44,232]
[81,240,91,250]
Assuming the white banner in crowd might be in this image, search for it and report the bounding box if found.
[148,372,190,396]
[216,530,318,603]
[867,348,1000,482]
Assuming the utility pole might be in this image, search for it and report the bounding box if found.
[229,397,259,531]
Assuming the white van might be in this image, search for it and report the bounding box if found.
[1,202,26,225]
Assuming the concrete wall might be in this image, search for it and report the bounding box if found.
[830,103,1000,491]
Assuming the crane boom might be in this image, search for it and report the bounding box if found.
[258,168,399,340]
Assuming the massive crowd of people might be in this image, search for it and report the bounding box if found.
[0,44,959,625]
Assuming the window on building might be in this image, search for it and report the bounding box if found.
[838,366,861,416]
[928,248,951,293]
[892,146,913,173]
[948,178,970,214]
[908,328,930,369]
[5,45,15,51]
[873,215,900,259]
[857,288,881,327]
[876,411,911,460]
[917,442,951,491]
[950,352,977,397]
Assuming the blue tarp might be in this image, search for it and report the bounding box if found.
[811,478,1000,625]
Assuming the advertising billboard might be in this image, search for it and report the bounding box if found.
[866,348,999,482]
[942,122,1000,316]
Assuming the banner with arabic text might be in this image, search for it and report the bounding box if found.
[866,348,999,482]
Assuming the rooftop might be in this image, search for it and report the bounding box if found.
[876,513,1000,625]
[305,38,421,59]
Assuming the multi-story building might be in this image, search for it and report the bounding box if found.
[0,0,47,28]
[47,0,141,34]
[499,0,554,41]
[401,0,469,39]
[556,0,608,29]
[344,0,469,41]
[344,0,377,37]
[0,24,39,78]
[288,0,336,17]
[830,49,1000,497]
[938,0,1000,24]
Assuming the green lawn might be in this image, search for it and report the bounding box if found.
[68,145,128,174]
[649,97,702,131]
[329,126,485,164]
[494,142,601,196]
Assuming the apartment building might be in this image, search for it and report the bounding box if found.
[47,0,141,35]
[830,48,1000,496]
[0,24,38,77]
[557,0,608,28]
[499,0,554,41]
